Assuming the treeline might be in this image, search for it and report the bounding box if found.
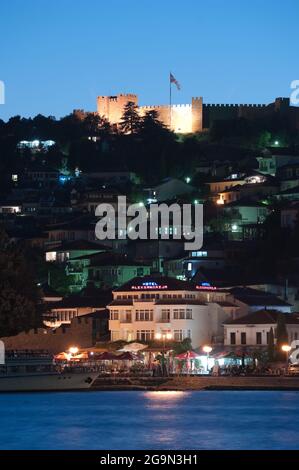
[1,101,298,185]
[0,103,210,184]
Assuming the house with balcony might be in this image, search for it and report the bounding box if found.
[216,181,278,205]
[44,287,111,328]
[257,147,299,177]
[66,252,151,292]
[222,199,269,225]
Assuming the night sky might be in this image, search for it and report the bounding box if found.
[0,0,298,121]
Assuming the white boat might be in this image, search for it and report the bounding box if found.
[0,351,99,392]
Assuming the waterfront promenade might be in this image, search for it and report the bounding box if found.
[92,375,299,391]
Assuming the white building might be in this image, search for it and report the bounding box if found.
[108,276,239,348]
[224,310,299,347]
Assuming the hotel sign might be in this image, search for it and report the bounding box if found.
[196,283,217,291]
[131,282,168,290]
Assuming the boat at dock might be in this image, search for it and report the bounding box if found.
[0,350,99,392]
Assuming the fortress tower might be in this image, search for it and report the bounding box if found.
[97,94,138,126]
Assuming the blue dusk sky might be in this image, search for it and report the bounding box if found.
[0,0,298,121]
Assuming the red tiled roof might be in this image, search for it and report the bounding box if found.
[224,310,299,325]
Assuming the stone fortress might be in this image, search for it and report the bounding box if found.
[97,94,299,134]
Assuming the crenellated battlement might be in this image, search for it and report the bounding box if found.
[97,93,137,100]
[203,103,267,108]
[118,93,137,98]
[139,104,170,110]
[139,103,191,110]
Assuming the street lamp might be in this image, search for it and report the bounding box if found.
[155,332,173,376]
[69,346,79,355]
[281,344,291,371]
[202,345,212,373]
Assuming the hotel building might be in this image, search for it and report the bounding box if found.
[108,276,239,348]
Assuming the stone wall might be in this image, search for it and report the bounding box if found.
[0,312,109,354]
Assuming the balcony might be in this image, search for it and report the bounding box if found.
[67,266,83,274]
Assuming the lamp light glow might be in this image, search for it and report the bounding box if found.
[69,346,79,355]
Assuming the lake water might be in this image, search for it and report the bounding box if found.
[0,390,298,450]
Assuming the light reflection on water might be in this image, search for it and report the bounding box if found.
[0,390,298,450]
[144,390,188,409]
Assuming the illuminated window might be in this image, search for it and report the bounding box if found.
[136,330,154,341]
[46,252,57,262]
[110,310,119,320]
[136,310,153,321]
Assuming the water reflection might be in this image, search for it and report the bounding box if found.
[144,391,188,409]
[145,390,188,400]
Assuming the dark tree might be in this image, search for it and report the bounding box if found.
[276,313,288,360]
[267,327,275,362]
[83,114,111,137]
[0,230,43,337]
[119,101,141,134]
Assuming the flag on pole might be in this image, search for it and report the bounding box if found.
[170,72,181,90]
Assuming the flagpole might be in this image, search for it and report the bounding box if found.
[169,72,172,130]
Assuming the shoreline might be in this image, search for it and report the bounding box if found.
[2,376,299,393]
[91,375,299,392]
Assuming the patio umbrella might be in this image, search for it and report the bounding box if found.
[117,352,135,361]
[118,343,148,352]
[175,350,199,360]
[98,352,118,360]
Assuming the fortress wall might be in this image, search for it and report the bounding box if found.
[96,94,298,133]
[0,317,94,354]
[203,103,270,127]
[139,104,171,128]
[171,104,192,133]
[1,314,109,354]
[139,104,193,133]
